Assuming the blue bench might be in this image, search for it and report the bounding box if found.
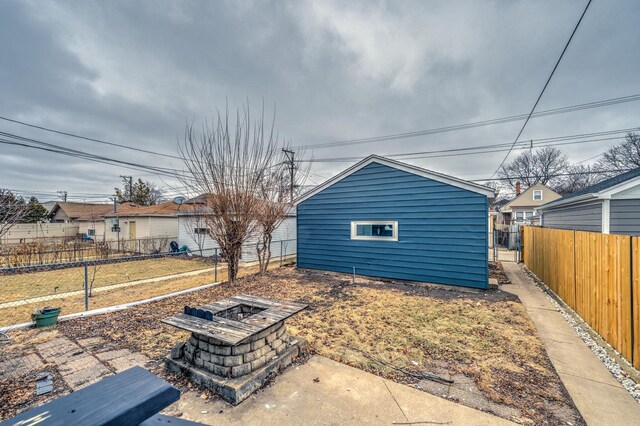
[1,366,204,426]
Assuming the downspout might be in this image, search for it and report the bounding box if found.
[602,199,610,234]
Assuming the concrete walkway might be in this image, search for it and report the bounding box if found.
[165,355,514,425]
[502,262,640,426]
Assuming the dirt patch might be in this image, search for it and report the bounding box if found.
[2,267,582,425]
[489,261,511,284]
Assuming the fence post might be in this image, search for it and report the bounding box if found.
[280,240,284,267]
[84,261,89,311]
[214,248,218,282]
[630,237,635,368]
[493,229,497,262]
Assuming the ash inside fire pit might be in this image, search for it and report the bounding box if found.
[162,295,307,404]
[214,304,266,321]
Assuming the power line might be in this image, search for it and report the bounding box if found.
[0,130,182,174]
[0,134,194,181]
[470,167,631,183]
[294,92,640,150]
[0,138,185,181]
[489,0,593,179]
[0,130,288,189]
[298,127,637,163]
[0,115,183,160]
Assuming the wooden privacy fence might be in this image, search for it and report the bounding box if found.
[522,226,640,370]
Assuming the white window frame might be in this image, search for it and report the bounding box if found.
[350,221,398,241]
[533,190,543,201]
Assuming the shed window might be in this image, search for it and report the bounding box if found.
[533,190,543,201]
[350,221,398,241]
[194,228,210,235]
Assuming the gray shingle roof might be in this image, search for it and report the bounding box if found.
[560,167,640,201]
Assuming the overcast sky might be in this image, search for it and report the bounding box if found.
[1,0,639,202]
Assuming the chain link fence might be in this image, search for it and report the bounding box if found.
[0,238,296,329]
[0,238,296,419]
[0,236,179,268]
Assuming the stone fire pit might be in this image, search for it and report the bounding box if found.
[162,295,307,404]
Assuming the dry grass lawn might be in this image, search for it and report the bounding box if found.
[50,266,581,424]
[0,256,213,303]
[0,256,296,327]
[1,265,582,424]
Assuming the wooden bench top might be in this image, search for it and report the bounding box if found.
[0,367,187,426]
[161,295,307,345]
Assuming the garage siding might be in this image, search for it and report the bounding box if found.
[541,202,602,232]
[296,162,489,288]
[610,199,640,235]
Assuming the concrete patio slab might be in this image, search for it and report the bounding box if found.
[502,262,640,426]
[164,355,514,425]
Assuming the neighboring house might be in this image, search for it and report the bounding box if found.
[295,155,495,289]
[538,168,640,235]
[103,201,200,247]
[48,202,117,240]
[498,183,561,226]
[177,206,297,260]
[0,223,79,244]
[41,201,58,215]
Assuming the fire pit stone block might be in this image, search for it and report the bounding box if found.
[163,295,307,404]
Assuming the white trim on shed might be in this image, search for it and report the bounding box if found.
[294,155,495,205]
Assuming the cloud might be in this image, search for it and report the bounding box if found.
[0,0,638,201]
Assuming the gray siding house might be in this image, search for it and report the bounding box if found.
[538,168,640,235]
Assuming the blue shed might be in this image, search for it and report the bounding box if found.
[295,155,494,289]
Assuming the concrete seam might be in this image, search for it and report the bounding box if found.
[382,379,409,422]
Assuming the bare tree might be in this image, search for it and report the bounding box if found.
[115,178,164,205]
[498,147,568,191]
[254,151,309,273]
[482,180,508,208]
[553,163,604,195]
[178,102,282,283]
[0,189,28,242]
[597,132,640,176]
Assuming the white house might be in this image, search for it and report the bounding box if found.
[177,207,297,262]
[498,183,561,227]
[103,201,201,251]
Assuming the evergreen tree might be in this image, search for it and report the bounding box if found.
[23,196,48,223]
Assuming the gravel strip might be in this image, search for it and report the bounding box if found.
[522,266,640,404]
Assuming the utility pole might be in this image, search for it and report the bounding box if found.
[120,176,133,201]
[282,149,295,203]
[57,191,67,202]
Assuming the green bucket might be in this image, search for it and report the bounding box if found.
[32,307,61,328]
